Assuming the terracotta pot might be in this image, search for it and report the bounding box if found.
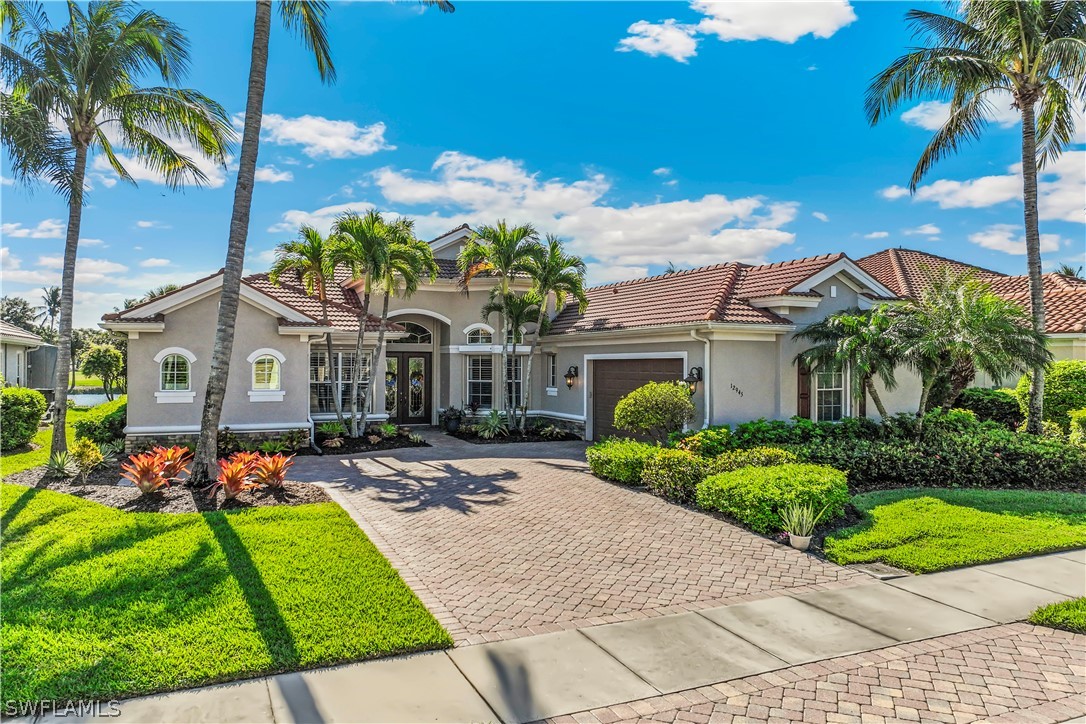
[789,534,812,551]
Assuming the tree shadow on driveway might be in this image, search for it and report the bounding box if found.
[328,458,518,515]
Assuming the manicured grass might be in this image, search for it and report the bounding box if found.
[0,485,452,704]
[1029,597,1086,634]
[0,409,88,480]
[824,488,1086,574]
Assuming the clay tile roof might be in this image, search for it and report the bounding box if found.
[435,258,460,279]
[430,223,470,242]
[856,248,1005,298]
[244,274,400,333]
[547,263,791,335]
[0,320,44,344]
[734,253,845,298]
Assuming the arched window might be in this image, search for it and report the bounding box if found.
[505,326,525,344]
[390,321,432,345]
[466,327,493,345]
[160,354,190,391]
[252,355,281,390]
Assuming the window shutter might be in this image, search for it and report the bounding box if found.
[797,361,811,419]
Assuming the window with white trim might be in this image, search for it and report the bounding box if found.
[505,327,524,344]
[160,354,190,391]
[506,356,524,408]
[252,355,281,390]
[466,328,492,345]
[310,350,370,414]
[546,354,557,389]
[389,321,431,345]
[814,362,846,422]
[466,355,493,408]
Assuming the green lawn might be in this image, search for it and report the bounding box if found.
[1030,597,1086,634]
[0,409,89,480]
[0,485,452,704]
[824,488,1086,573]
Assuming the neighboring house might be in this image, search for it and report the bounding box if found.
[0,321,53,390]
[102,233,1086,446]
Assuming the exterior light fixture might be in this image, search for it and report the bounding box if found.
[685,367,703,395]
[564,365,579,389]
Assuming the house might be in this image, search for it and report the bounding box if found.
[101,232,1086,447]
[0,321,55,391]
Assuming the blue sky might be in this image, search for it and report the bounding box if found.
[2,0,1084,326]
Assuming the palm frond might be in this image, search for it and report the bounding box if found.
[279,0,335,83]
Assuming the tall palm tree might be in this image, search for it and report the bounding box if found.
[2,1,232,457]
[191,0,454,482]
[34,286,61,331]
[144,284,181,301]
[518,235,588,430]
[370,222,439,417]
[458,221,541,426]
[866,1,1086,433]
[1056,263,1083,279]
[330,210,395,437]
[481,291,541,426]
[794,306,907,419]
[269,225,346,429]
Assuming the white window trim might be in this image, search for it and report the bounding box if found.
[246,347,286,364]
[464,323,495,345]
[155,390,195,404]
[465,354,494,409]
[247,348,285,395]
[811,360,850,422]
[153,346,197,364]
[249,390,286,402]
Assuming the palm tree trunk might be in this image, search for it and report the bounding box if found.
[864,377,888,419]
[1020,100,1046,434]
[372,291,392,422]
[520,307,546,431]
[50,144,87,456]
[191,0,271,483]
[321,298,347,430]
[350,289,371,437]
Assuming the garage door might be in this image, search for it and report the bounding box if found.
[591,358,684,441]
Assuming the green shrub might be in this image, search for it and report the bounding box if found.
[731,415,883,447]
[72,396,127,443]
[672,426,733,456]
[0,387,47,450]
[1070,409,1086,446]
[640,449,709,502]
[712,446,799,473]
[586,438,659,484]
[1016,360,1086,430]
[696,463,849,534]
[955,387,1022,429]
[614,381,695,442]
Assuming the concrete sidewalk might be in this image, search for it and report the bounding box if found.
[31,549,1085,724]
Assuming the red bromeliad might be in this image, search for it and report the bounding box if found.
[250,453,294,488]
[120,451,171,494]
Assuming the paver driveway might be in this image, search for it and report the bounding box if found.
[291,433,868,644]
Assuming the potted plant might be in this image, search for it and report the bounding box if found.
[442,406,464,433]
[778,501,831,552]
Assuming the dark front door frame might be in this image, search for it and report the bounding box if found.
[385,351,432,425]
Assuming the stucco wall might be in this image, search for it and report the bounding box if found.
[709,338,780,425]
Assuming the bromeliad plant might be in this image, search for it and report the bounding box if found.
[121,452,170,494]
[154,446,193,481]
[209,456,262,500]
[251,453,294,489]
[779,501,833,539]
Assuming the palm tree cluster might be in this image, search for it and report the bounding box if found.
[459,222,588,431]
[796,267,1051,425]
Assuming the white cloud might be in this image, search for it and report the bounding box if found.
[663,179,679,187]
[693,0,856,43]
[812,211,829,222]
[617,20,699,62]
[653,167,672,176]
[968,224,1063,255]
[255,165,294,183]
[135,220,170,229]
[259,114,395,159]
[1,250,128,286]
[79,238,106,246]
[2,219,64,239]
[586,263,650,285]
[863,231,890,239]
[139,258,171,268]
[901,93,1020,131]
[880,151,1085,223]
[273,150,801,282]
[903,223,941,236]
[807,65,818,71]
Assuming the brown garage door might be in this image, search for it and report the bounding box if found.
[591,358,684,440]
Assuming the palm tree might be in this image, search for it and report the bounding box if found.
[2,1,233,457]
[1056,263,1083,279]
[481,292,541,427]
[899,267,1051,420]
[794,306,907,419]
[370,222,439,417]
[458,221,541,426]
[866,2,1086,433]
[330,210,395,437]
[34,286,61,331]
[269,225,346,429]
[144,284,181,301]
[191,0,454,482]
[518,235,588,430]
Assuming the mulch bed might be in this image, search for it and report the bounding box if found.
[305,434,429,456]
[449,429,580,444]
[5,459,330,514]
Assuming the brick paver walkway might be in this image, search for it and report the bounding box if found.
[552,624,1086,724]
[292,434,868,644]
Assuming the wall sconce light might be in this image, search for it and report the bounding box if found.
[564,365,579,389]
[685,367,703,395]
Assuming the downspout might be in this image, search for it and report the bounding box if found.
[690,328,711,429]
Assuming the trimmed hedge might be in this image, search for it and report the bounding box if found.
[614,381,695,442]
[714,446,798,473]
[1071,409,1086,446]
[1016,360,1086,430]
[73,396,127,443]
[641,449,709,502]
[586,438,659,484]
[955,387,1022,429]
[0,387,48,450]
[696,463,849,534]
[672,426,732,457]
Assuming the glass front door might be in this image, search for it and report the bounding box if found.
[384,352,431,424]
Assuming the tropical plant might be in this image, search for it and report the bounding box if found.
[250,452,293,488]
[120,451,171,493]
[1056,263,1084,279]
[208,456,261,500]
[474,409,509,439]
[614,381,696,443]
[794,305,907,418]
[81,344,123,400]
[269,225,346,429]
[317,421,347,438]
[97,439,124,459]
[192,0,453,482]
[258,440,289,454]
[143,284,181,300]
[1015,360,1086,430]
[46,450,79,479]
[70,438,104,483]
[481,291,541,427]
[0,296,38,331]
[2,1,233,458]
[518,235,588,430]
[374,422,399,439]
[779,501,833,538]
[153,445,192,480]
[866,1,1086,433]
[34,286,61,331]
[458,221,542,426]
